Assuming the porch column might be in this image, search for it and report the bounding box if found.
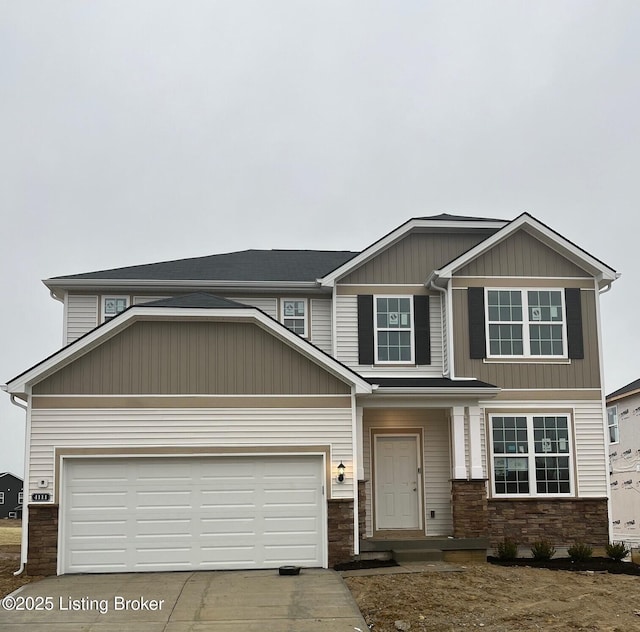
[468,405,484,479]
[356,406,364,480]
[451,405,467,479]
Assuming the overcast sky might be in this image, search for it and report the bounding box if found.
[1,2,638,477]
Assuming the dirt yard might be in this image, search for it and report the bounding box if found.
[2,521,639,631]
[345,563,640,632]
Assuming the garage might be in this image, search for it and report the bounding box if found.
[61,454,326,574]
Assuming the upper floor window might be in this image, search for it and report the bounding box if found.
[102,296,129,322]
[490,414,572,497]
[607,406,619,444]
[486,289,566,358]
[281,299,307,337]
[0,492,4,504]
[18,491,23,504]
[357,294,431,366]
[375,296,414,363]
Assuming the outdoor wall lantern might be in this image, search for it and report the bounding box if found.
[337,461,345,483]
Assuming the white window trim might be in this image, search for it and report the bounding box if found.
[374,295,415,365]
[485,288,568,359]
[101,295,130,323]
[488,413,575,498]
[0,492,4,504]
[607,405,619,445]
[280,298,308,338]
[18,491,23,504]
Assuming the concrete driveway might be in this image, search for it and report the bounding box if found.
[2,569,368,631]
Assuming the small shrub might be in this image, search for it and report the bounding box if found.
[531,539,556,561]
[568,542,593,562]
[497,538,518,560]
[606,541,630,562]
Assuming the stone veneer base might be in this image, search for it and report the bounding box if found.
[26,504,59,577]
[328,498,355,567]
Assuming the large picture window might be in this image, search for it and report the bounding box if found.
[490,414,572,496]
[375,296,414,363]
[486,289,566,357]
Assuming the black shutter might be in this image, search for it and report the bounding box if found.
[414,295,431,365]
[468,287,486,359]
[357,295,374,365]
[565,287,584,359]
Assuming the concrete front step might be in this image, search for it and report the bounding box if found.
[392,548,444,563]
[361,537,489,552]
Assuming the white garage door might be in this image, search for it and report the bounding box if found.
[61,455,325,574]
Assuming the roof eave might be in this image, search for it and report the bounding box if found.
[43,278,325,294]
[363,386,501,398]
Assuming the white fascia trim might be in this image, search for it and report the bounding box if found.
[434,214,618,285]
[44,279,323,294]
[319,218,507,288]
[6,306,371,396]
[362,387,500,398]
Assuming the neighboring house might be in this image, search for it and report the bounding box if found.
[0,472,23,519]
[2,212,619,576]
[607,378,640,545]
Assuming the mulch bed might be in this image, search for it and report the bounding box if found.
[489,556,640,575]
[334,558,399,571]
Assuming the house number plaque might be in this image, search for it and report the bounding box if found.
[31,493,51,502]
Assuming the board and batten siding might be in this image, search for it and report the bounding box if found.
[310,299,332,354]
[455,229,591,278]
[452,288,601,389]
[340,231,495,284]
[362,408,453,537]
[34,321,350,396]
[335,293,443,375]
[66,295,98,344]
[482,400,608,498]
[29,406,354,500]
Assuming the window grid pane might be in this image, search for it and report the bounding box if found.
[492,415,571,496]
[376,296,412,362]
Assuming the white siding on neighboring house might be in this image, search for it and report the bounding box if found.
[66,295,98,344]
[362,409,453,538]
[310,299,332,354]
[230,297,278,319]
[441,292,449,376]
[335,294,444,376]
[609,392,640,543]
[29,405,354,500]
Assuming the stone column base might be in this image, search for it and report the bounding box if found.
[451,479,488,539]
[26,504,59,577]
[328,499,354,567]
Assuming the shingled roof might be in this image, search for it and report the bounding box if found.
[49,250,359,283]
[607,378,640,401]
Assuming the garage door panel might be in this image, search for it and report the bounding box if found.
[63,455,325,573]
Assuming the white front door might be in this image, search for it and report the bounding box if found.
[374,435,421,530]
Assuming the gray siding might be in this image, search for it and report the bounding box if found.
[453,288,601,388]
[455,229,591,277]
[34,320,351,395]
[341,232,491,284]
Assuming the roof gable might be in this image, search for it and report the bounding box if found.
[434,213,618,288]
[4,302,371,396]
[454,228,592,278]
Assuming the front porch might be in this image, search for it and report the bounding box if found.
[356,404,489,562]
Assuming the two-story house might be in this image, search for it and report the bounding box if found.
[0,472,23,519]
[3,213,618,576]
[606,378,640,545]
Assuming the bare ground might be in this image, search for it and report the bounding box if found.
[2,519,639,630]
[344,563,640,632]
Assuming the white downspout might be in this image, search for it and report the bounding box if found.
[428,275,451,378]
[6,393,28,576]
